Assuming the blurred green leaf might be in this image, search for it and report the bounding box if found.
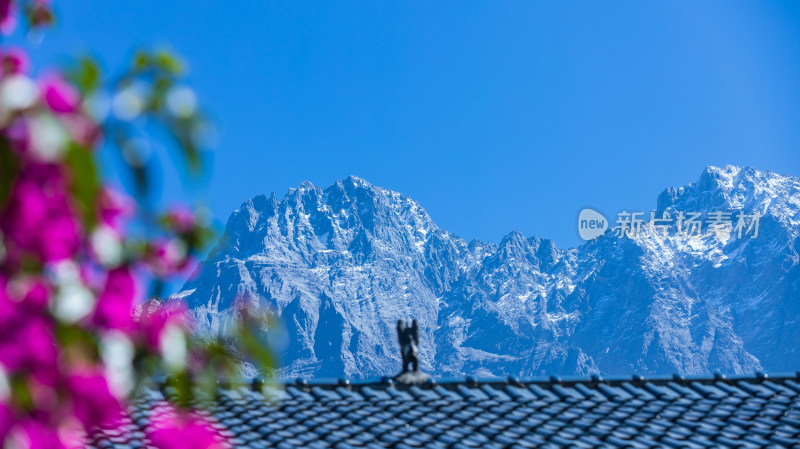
[131,350,162,395]
[165,370,194,409]
[112,130,151,198]
[10,375,33,412]
[182,139,201,174]
[154,50,184,76]
[19,252,43,274]
[55,322,100,364]
[56,322,94,347]
[166,121,203,175]
[132,163,150,199]
[133,50,150,72]
[67,56,102,95]
[22,1,55,30]
[234,311,277,374]
[186,225,215,252]
[151,76,172,112]
[0,139,19,211]
[64,143,100,230]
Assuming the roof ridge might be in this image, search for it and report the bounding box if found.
[157,371,800,393]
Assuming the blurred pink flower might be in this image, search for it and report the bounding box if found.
[166,208,195,233]
[147,238,188,277]
[97,187,134,232]
[0,317,58,385]
[0,409,10,448]
[28,1,52,29]
[40,74,80,114]
[0,1,10,24]
[78,261,104,292]
[4,117,31,155]
[0,404,13,443]
[22,280,49,311]
[0,1,16,35]
[0,164,81,264]
[5,418,68,449]
[0,276,48,330]
[1,47,29,75]
[39,211,82,262]
[59,113,101,148]
[148,407,226,449]
[92,266,137,332]
[138,301,187,351]
[66,369,123,430]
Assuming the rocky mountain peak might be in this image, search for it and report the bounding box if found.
[178,168,800,379]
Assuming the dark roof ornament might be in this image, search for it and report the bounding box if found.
[397,319,419,372]
[394,319,429,384]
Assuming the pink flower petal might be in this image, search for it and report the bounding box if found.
[2,47,29,75]
[40,74,81,114]
[97,187,134,232]
[6,418,68,449]
[66,369,123,430]
[167,208,195,233]
[0,163,81,264]
[148,406,227,449]
[137,301,188,351]
[92,266,137,332]
[0,1,16,35]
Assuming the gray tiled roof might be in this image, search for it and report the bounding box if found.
[90,373,800,448]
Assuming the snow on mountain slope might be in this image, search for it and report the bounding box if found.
[177,166,800,378]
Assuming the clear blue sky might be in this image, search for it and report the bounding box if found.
[13,1,800,248]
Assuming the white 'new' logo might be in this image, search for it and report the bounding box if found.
[578,208,608,240]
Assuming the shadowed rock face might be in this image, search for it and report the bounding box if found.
[177,167,800,379]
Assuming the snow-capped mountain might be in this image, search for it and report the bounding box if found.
[177,166,800,379]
